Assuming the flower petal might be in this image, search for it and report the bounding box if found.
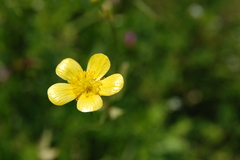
[56,58,83,81]
[47,83,76,105]
[77,93,103,112]
[99,74,124,96]
[87,53,110,80]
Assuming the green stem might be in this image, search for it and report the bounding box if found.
[108,19,119,71]
[90,112,98,121]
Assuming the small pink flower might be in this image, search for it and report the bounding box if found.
[0,67,11,83]
[124,31,137,47]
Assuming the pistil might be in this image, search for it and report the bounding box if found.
[70,70,101,99]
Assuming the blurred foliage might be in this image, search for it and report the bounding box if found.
[1,0,240,159]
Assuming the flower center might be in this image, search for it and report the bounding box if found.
[69,70,101,98]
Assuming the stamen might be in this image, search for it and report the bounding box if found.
[70,70,101,98]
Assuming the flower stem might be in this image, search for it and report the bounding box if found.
[108,19,119,71]
[90,112,98,121]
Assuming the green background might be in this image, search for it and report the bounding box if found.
[1,0,240,159]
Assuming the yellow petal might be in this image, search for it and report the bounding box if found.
[77,93,103,112]
[99,74,124,96]
[87,53,110,80]
[47,83,76,105]
[56,58,82,81]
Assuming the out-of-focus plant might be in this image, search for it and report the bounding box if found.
[1,0,240,159]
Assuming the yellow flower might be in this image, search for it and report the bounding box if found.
[47,53,124,112]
